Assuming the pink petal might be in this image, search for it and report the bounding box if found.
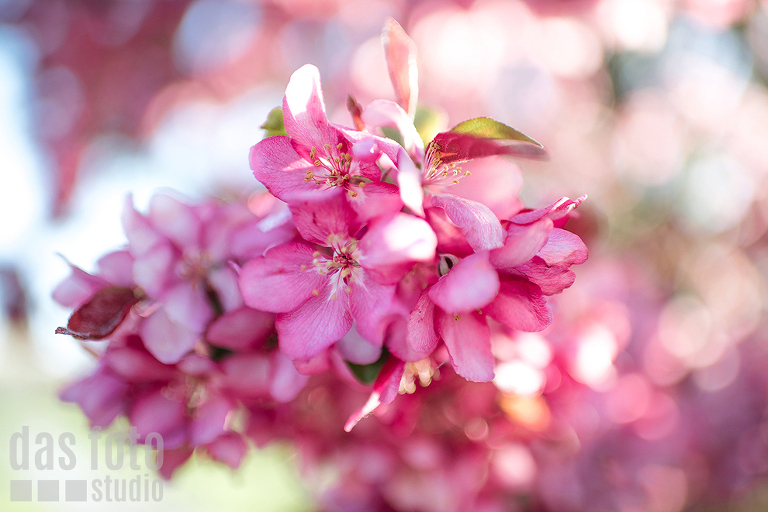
[157,447,194,480]
[59,369,127,428]
[276,284,353,361]
[362,99,424,160]
[206,307,275,351]
[139,308,199,364]
[269,351,309,402]
[121,194,165,257]
[537,228,588,267]
[103,346,177,382]
[230,216,296,261]
[52,261,109,308]
[220,353,272,397]
[489,218,553,270]
[448,156,523,219]
[405,291,440,359]
[395,149,425,216]
[337,324,383,365]
[428,251,499,313]
[436,309,494,382]
[485,277,551,331]
[292,350,331,375]
[205,432,247,469]
[510,195,586,225]
[162,281,213,333]
[347,181,404,224]
[358,213,437,284]
[129,389,187,449]
[96,251,135,288]
[176,353,220,376]
[148,193,202,250]
[208,267,244,313]
[289,191,355,245]
[512,257,577,295]
[132,241,178,299]
[430,194,504,251]
[349,279,396,347]
[238,242,326,313]
[383,18,419,116]
[344,357,405,432]
[190,394,233,446]
[424,206,474,257]
[428,130,547,166]
[249,136,332,202]
[282,64,340,151]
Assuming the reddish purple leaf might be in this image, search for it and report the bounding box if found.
[56,287,139,340]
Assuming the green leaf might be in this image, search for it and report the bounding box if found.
[414,105,447,146]
[380,126,404,147]
[449,117,542,147]
[260,107,287,137]
[346,348,390,385]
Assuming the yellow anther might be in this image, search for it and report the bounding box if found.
[345,286,352,294]
[313,251,321,257]
[359,182,366,187]
[348,190,357,197]
[336,142,343,150]
[324,144,331,150]
[454,315,461,321]
[300,264,307,271]
[314,160,322,167]
[312,289,320,296]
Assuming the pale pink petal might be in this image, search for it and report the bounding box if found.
[238,243,326,313]
[489,218,553,270]
[220,353,272,397]
[428,251,499,313]
[424,206,474,257]
[206,307,275,351]
[396,149,425,216]
[52,261,108,308]
[208,267,243,312]
[362,99,424,160]
[229,215,296,261]
[162,282,213,333]
[337,324,383,365]
[282,64,340,151]
[292,350,331,375]
[269,351,310,402]
[176,353,219,376]
[148,193,202,250]
[249,136,333,202]
[59,369,127,428]
[349,279,397,347]
[121,194,165,256]
[276,285,353,361]
[139,309,199,364]
[383,18,418,116]
[132,241,177,299]
[344,357,405,432]
[430,194,504,251]
[190,394,233,446]
[485,277,551,331]
[205,432,247,469]
[289,191,355,245]
[436,309,494,382]
[130,390,187,450]
[537,228,588,266]
[510,195,586,225]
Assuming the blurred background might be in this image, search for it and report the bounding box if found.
[2,0,768,510]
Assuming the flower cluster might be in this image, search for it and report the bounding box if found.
[55,20,586,482]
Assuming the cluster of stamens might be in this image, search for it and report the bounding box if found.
[304,143,357,193]
[179,251,213,287]
[307,234,362,299]
[422,142,471,187]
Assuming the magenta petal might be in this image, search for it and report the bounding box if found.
[510,195,586,225]
[220,353,271,397]
[344,357,405,432]
[162,282,212,333]
[537,228,588,267]
[190,394,233,446]
[60,369,127,428]
[103,346,177,382]
[205,432,247,470]
[121,194,165,256]
[282,64,340,151]
[206,307,275,351]
[238,243,326,313]
[148,193,202,250]
[269,351,309,402]
[140,309,199,364]
[130,389,187,449]
[430,194,504,251]
[249,136,329,202]
[424,206,474,257]
[428,251,499,313]
[157,447,194,480]
[276,285,353,361]
[485,277,552,331]
[436,309,494,382]
[405,291,440,359]
[489,218,553,270]
[513,257,577,295]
